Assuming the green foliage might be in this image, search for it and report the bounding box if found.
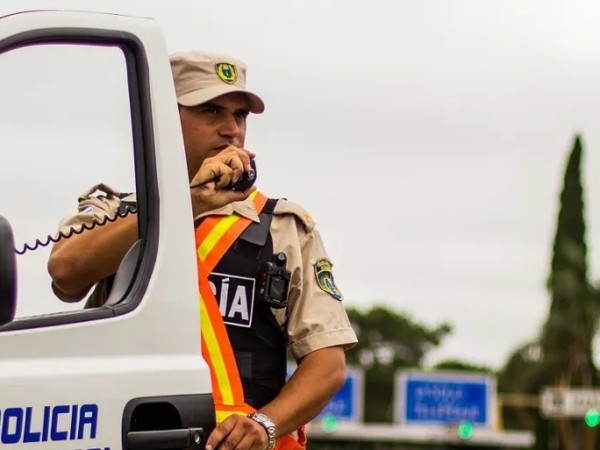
[433,359,494,374]
[346,304,452,422]
[497,134,600,449]
[497,342,543,431]
[346,305,451,369]
[541,134,598,387]
[498,342,543,395]
[549,135,587,286]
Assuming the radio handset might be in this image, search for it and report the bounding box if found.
[226,159,257,191]
[190,159,257,191]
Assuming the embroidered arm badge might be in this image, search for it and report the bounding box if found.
[314,257,344,301]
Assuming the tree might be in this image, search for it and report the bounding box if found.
[497,342,543,433]
[494,135,600,449]
[346,304,451,422]
[537,135,599,449]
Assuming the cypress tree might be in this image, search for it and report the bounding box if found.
[539,134,599,449]
[543,134,594,375]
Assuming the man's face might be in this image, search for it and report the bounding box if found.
[179,92,251,181]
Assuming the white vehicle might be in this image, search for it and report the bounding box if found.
[0,9,215,450]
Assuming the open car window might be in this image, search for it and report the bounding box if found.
[0,43,136,319]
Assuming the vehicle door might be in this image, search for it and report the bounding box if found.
[0,10,213,450]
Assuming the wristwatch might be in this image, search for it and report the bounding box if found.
[247,412,276,450]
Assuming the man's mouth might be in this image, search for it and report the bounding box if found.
[214,143,231,151]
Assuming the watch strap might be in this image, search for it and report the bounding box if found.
[247,412,276,450]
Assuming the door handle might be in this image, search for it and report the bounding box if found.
[127,427,204,450]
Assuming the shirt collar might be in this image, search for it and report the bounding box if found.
[194,196,260,223]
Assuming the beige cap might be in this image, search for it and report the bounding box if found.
[170,51,265,114]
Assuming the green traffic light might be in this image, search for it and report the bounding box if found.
[457,421,474,440]
[321,414,338,433]
[585,409,600,427]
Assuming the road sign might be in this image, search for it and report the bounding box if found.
[541,387,600,418]
[288,364,363,422]
[396,370,496,428]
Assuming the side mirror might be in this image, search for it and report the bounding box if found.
[0,215,16,326]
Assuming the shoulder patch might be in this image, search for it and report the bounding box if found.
[272,199,316,232]
[314,257,344,301]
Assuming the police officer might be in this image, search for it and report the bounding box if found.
[48,51,358,450]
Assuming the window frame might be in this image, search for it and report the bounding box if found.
[0,27,159,331]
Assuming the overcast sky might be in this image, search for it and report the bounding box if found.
[2,0,600,371]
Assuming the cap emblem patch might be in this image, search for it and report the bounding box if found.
[215,63,237,84]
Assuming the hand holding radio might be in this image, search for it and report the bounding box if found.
[189,146,257,217]
[224,158,256,191]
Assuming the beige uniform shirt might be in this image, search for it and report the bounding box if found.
[51,183,136,308]
[53,184,358,359]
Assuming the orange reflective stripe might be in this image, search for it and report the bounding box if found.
[203,192,267,272]
[200,328,224,405]
[197,215,240,266]
[203,217,249,271]
[194,191,264,242]
[195,191,269,409]
[195,192,304,448]
[199,274,243,404]
[197,191,267,272]
[215,404,255,423]
[274,435,305,450]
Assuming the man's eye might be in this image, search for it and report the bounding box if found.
[199,107,220,116]
[235,111,250,119]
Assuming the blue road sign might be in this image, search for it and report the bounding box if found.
[288,364,363,422]
[396,371,496,428]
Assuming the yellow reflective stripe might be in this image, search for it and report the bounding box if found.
[199,189,263,422]
[216,410,242,423]
[215,409,255,423]
[200,297,235,405]
[198,216,239,262]
[197,190,260,262]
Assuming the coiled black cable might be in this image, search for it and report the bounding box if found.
[15,207,137,255]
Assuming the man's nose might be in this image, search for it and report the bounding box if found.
[218,114,240,138]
